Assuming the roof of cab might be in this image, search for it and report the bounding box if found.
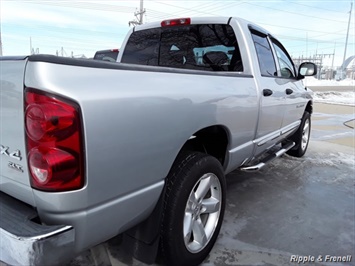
[132,16,271,36]
[134,17,231,31]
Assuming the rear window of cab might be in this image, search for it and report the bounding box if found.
[121,24,243,72]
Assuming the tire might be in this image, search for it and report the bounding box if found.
[287,111,311,157]
[161,152,226,266]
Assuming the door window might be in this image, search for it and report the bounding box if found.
[271,39,296,79]
[250,31,277,77]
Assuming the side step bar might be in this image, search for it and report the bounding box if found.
[240,142,295,172]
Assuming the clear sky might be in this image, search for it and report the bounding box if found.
[1,0,354,67]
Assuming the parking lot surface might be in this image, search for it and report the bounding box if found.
[70,140,354,265]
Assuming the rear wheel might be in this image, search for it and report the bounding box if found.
[287,111,311,157]
[161,152,226,266]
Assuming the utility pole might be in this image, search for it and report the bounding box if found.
[30,38,39,55]
[331,43,336,71]
[0,20,3,56]
[0,36,3,56]
[306,32,308,58]
[138,0,144,25]
[129,0,145,26]
[341,2,353,79]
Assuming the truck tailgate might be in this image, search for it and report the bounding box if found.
[0,57,35,206]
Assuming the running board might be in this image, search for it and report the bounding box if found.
[240,142,295,172]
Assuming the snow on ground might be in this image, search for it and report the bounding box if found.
[304,77,355,87]
[303,77,355,106]
[313,91,355,106]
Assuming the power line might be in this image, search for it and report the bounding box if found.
[153,1,217,16]
[243,2,349,24]
[260,22,353,36]
[286,1,347,14]
[152,1,243,17]
[6,22,127,37]
[276,29,354,44]
[15,0,135,13]
[146,3,352,38]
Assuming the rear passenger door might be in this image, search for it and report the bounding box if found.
[250,30,285,156]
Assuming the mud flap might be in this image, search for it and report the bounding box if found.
[122,185,166,264]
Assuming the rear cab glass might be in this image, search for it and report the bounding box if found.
[121,24,243,72]
[94,50,119,62]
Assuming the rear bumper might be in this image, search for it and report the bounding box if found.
[0,192,75,266]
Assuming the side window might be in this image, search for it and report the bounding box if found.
[121,28,161,65]
[271,40,296,79]
[251,31,277,77]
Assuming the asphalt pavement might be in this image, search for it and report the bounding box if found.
[69,92,355,266]
[69,142,354,266]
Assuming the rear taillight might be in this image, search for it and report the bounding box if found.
[161,18,191,27]
[25,88,84,192]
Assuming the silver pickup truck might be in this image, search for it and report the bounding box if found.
[0,17,316,266]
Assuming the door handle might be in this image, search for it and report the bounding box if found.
[286,88,293,95]
[263,89,273,97]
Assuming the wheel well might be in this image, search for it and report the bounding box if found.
[180,125,229,166]
[306,101,313,114]
[123,126,229,263]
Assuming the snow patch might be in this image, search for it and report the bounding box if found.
[304,77,355,86]
[313,91,355,106]
[306,151,355,168]
[274,150,355,170]
[315,132,354,140]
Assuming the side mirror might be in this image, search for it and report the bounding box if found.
[298,62,317,79]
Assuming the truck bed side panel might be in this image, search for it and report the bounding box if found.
[24,59,258,250]
[0,59,35,206]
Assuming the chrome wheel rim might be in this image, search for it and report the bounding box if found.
[301,119,310,151]
[183,173,222,253]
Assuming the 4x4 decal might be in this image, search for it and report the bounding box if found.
[0,145,22,161]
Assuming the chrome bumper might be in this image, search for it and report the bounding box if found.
[0,192,75,266]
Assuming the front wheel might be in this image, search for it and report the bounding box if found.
[287,111,311,157]
[161,152,226,266]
